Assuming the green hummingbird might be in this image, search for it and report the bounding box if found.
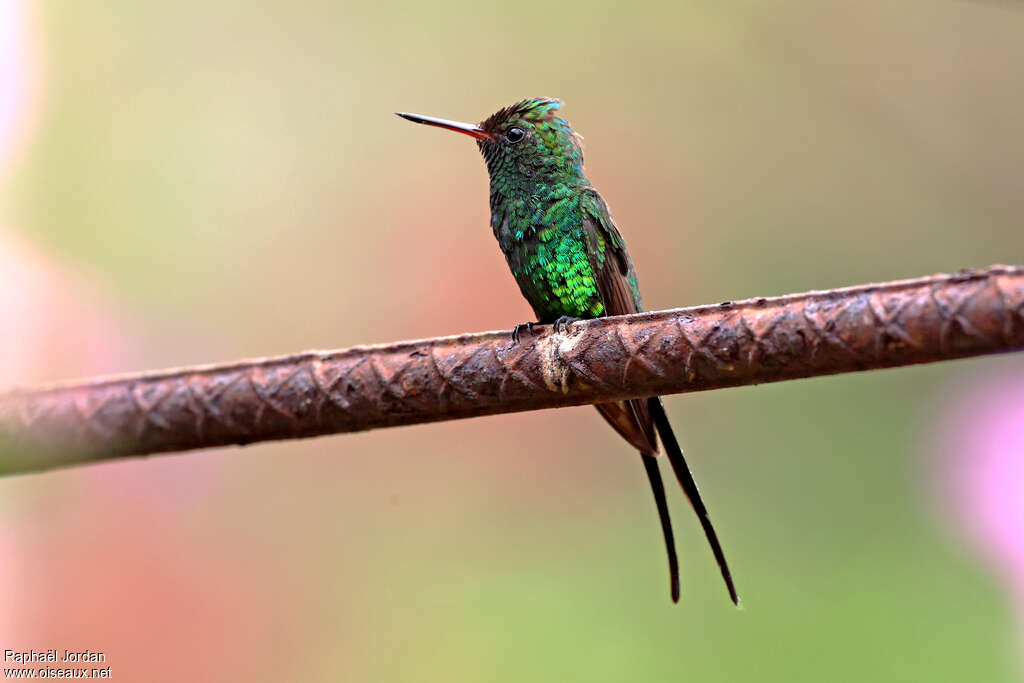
[397,98,737,605]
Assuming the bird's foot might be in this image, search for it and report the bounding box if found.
[511,321,537,345]
[553,316,581,334]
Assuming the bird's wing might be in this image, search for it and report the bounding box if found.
[580,189,642,319]
[579,189,657,454]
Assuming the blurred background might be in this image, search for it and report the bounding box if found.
[1,0,1023,680]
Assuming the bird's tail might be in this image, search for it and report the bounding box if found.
[648,396,739,605]
[641,453,680,603]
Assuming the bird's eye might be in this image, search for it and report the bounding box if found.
[505,127,525,144]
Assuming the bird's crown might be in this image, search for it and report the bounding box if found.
[478,97,584,179]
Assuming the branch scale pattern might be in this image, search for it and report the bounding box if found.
[1,265,1021,473]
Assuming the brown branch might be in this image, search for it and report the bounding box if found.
[2,265,1022,474]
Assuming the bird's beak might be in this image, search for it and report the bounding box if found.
[395,112,493,141]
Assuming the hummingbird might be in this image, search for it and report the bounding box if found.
[397,98,737,605]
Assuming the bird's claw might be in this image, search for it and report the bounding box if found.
[553,316,581,334]
[511,321,537,345]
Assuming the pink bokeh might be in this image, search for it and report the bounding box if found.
[932,364,1024,632]
[0,233,144,385]
[0,0,37,180]
[0,0,138,386]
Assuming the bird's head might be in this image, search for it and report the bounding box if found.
[397,98,586,187]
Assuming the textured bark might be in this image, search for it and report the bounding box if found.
[1,265,1021,473]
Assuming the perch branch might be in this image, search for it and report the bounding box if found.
[1,265,1022,474]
